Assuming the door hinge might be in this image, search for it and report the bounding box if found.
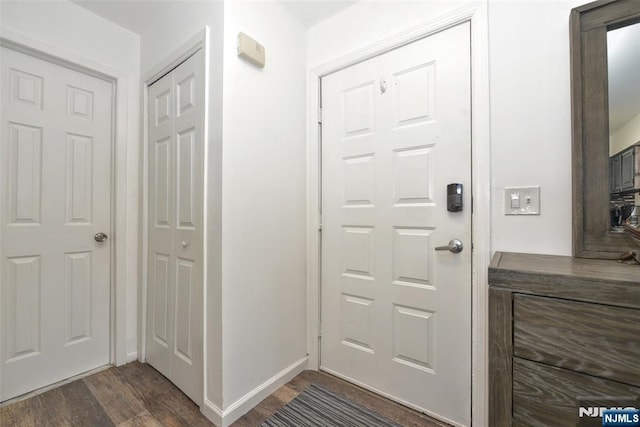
[318,214,323,231]
[317,106,322,124]
[318,321,322,338]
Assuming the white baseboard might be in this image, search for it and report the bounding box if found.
[200,356,308,427]
[201,399,224,427]
[126,351,138,363]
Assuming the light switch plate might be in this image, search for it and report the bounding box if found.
[504,186,540,215]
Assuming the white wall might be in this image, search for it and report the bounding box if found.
[611,113,640,155]
[139,1,307,422]
[221,0,308,411]
[489,0,584,256]
[0,0,141,361]
[138,0,225,411]
[1,0,595,421]
[309,0,583,257]
[308,0,471,68]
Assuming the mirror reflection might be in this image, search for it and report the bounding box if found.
[608,22,640,230]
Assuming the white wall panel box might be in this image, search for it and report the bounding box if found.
[237,32,265,68]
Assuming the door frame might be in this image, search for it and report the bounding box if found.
[139,27,209,404]
[305,3,491,425]
[0,30,131,368]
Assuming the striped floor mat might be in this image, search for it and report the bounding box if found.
[260,383,402,427]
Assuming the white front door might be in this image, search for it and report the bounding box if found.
[0,47,112,401]
[146,50,203,405]
[320,23,471,426]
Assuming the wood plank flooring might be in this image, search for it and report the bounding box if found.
[0,362,449,426]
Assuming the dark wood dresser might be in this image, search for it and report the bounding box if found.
[488,252,640,426]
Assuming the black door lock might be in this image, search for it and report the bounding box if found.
[447,183,463,212]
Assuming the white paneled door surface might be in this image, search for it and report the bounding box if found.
[321,23,472,425]
[0,47,112,401]
[146,50,203,405]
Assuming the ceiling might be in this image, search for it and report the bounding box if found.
[69,0,179,35]
[279,1,357,27]
[607,22,640,134]
[70,0,357,35]
[67,1,640,135]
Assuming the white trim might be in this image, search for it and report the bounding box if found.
[469,3,491,426]
[311,3,480,77]
[139,25,209,404]
[200,26,212,419]
[305,68,322,370]
[126,351,139,363]
[140,27,208,362]
[305,3,491,426]
[201,398,224,427]
[0,27,125,81]
[0,29,132,368]
[141,31,206,84]
[202,356,308,427]
[221,357,308,426]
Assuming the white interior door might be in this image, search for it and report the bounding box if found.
[0,47,112,401]
[146,50,203,405]
[320,23,472,426]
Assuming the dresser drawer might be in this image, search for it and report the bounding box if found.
[513,358,640,427]
[514,294,640,386]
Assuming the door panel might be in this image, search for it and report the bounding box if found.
[169,52,203,403]
[153,253,171,347]
[321,23,471,425]
[65,134,94,224]
[146,50,203,405]
[1,47,112,402]
[7,123,42,224]
[65,251,92,345]
[5,255,41,361]
[148,70,174,378]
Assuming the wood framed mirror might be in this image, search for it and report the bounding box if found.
[571,0,640,259]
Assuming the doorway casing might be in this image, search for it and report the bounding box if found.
[0,28,132,368]
[139,26,209,409]
[305,3,491,425]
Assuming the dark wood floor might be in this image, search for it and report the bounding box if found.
[0,362,448,426]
